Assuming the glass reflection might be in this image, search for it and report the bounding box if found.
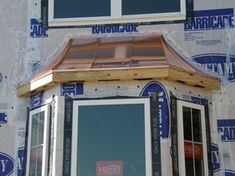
[29,111,45,176]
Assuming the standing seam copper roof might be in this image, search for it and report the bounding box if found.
[17,35,220,96]
[45,36,197,72]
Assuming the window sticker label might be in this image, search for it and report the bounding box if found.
[96,161,123,176]
[184,141,203,160]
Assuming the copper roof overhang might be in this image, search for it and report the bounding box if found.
[17,36,220,97]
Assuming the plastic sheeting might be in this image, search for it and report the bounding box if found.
[0,0,235,175]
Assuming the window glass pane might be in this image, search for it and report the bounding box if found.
[183,107,192,141]
[195,160,204,176]
[192,108,204,176]
[192,109,202,142]
[77,104,146,176]
[30,112,45,147]
[185,158,194,175]
[29,146,43,176]
[29,111,45,176]
[54,0,110,18]
[122,0,181,15]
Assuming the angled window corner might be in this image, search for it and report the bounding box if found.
[177,100,209,176]
[26,105,50,176]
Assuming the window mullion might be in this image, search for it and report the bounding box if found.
[190,108,196,176]
[111,0,121,18]
[36,118,40,176]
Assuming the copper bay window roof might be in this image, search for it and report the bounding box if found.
[17,35,220,96]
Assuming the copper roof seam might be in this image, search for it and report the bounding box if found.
[71,40,99,49]
[51,65,170,73]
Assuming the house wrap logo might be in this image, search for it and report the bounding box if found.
[140,81,170,138]
[217,119,235,142]
[29,92,44,109]
[185,8,234,31]
[92,24,138,34]
[0,113,7,124]
[30,18,48,38]
[225,170,235,175]
[0,152,14,176]
[193,54,235,82]
[17,148,24,176]
[211,144,220,173]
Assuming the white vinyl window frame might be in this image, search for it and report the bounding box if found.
[71,98,152,176]
[48,0,186,26]
[177,100,209,176]
[26,105,50,176]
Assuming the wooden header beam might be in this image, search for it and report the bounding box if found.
[17,67,220,97]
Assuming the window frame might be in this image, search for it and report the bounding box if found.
[71,98,152,176]
[26,105,50,176]
[177,100,209,176]
[48,0,186,27]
